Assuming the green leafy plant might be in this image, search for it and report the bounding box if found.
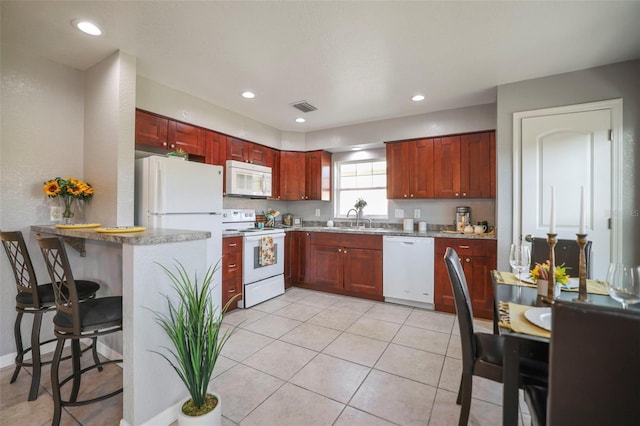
[354,197,367,211]
[150,261,237,416]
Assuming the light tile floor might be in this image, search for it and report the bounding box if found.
[0,287,532,425]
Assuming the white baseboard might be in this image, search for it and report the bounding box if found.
[118,400,178,426]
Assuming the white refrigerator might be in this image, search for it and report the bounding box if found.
[135,155,224,309]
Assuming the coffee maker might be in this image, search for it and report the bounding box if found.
[455,206,471,232]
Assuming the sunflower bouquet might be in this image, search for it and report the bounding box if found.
[530,260,570,284]
[43,177,94,222]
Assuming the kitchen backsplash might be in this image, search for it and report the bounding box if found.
[223,197,496,229]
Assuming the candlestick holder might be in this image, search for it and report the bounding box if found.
[541,233,557,305]
[573,233,591,303]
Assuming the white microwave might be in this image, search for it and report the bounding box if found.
[226,160,272,198]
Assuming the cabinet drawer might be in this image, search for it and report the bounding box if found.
[436,238,495,256]
[222,251,242,278]
[222,277,242,311]
[223,236,242,253]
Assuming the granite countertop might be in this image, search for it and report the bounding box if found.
[223,226,496,239]
[31,225,211,246]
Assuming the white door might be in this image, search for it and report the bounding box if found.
[520,109,611,279]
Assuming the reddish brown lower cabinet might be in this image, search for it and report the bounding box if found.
[304,232,383,300]
[285,231,309,288]
[434,238,496,319]
[222,237,242,312]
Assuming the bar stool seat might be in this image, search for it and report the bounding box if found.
[38,236,123,426]
[1,230,101,401]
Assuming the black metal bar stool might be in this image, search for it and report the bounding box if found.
[1,231,101,401]
[37,236,123,426]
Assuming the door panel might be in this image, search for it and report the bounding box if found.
[521,109,611,279]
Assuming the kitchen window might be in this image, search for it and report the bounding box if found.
[335,158,388,218]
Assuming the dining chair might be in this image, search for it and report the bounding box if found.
[0,230,101,401]
[444,247,548,426]
[529,237,592,279]
[37,236,123,426]
[524,300,640,426]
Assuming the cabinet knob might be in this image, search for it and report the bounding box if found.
[344,250,348,254]
[162,142,167,147]
[338,248,342,253]
[170,144,175,148]
[403,194,407,198]
[228,288,236,293]
[410,194,414,198]
[455,192,459,197]
[465,258,471,263]
[229,263,237,268]
[462,192,467,197]
[228,243,237,247]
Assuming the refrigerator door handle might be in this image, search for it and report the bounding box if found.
[156,163,165,214]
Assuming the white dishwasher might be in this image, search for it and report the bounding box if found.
[383,236,435,308]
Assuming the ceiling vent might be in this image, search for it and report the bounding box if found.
[290,101,317,113]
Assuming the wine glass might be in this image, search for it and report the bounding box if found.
[605,263,640,309]
[509,243,531,286]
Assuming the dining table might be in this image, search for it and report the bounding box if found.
[491,270,640,426]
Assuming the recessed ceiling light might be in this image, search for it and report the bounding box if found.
[411,94,425,102]
[241,91,255,99]
[295,118,305,123]
[73,20,102,36]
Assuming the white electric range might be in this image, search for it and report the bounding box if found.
[222,209,285,308]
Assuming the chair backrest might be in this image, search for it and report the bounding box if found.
[1,230,42,308]
[444,247,476,369]
[37,237,81,333]
[530,237,592,279]
[547,301,640,425]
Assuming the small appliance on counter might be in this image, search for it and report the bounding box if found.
[282,213,293,227]
[455,206,471,232]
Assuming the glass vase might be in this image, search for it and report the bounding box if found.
[61,195,74,224]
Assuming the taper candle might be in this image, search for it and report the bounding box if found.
[579,186,586,234]
[549,185,556,234]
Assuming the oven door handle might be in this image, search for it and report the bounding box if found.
[244,233,286,242]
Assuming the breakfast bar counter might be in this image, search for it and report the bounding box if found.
[32,225,212,426]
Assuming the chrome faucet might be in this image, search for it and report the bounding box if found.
[346,208,360,228]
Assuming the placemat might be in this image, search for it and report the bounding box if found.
[95,226,146,233]
[55,223,101,229]
[496,271,609,295]
[498,301,551,339]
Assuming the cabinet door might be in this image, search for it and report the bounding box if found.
[343,248,382,297]
[279,151,306,200]
[227,138,250,162]
[434,239,456,314]
[386,142,409,199]
[309,243,343,290]
[248,144,275,166]
[222,237,242,312]
[433,136,462,198]
[135,110,168,148]
[462,132,492,198]
[168,121,204,156]
[290,231,310,285]
[204,130,227,166]
[305,150,331,201]
[489,131,496,198]
[410,138,435,198]
[463,254,496,320]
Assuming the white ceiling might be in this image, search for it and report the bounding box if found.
[2,1,640,132]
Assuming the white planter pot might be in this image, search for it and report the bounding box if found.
[536,279,561,298]
[177,393,222,426]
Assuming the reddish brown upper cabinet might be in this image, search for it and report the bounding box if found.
[227,137,274,167]
[204,130,227,166]
[279,151,306,201]
[386,139,434,199]
[433,238,496,319]
[433,131,495,199]
[135,110,169,148]
[168,121,205,156]
[305,150,332,201]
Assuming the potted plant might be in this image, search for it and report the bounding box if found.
[150,261,237,425]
